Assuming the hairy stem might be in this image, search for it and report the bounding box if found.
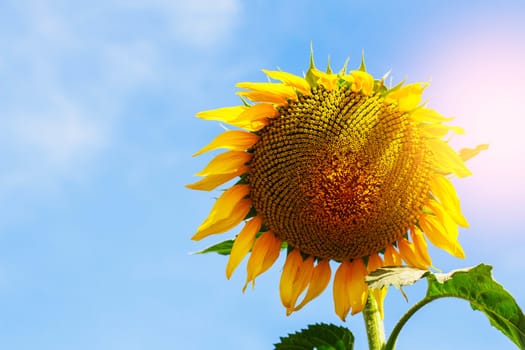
[362,294,386,350]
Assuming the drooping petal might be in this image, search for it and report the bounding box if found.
[225,216,262,279]
[398,238,428,269]
[196,106,248,123]
[185,166,248,191]
[385,83,428,112]
[366,253,387,319]
[279,250,315,314]
[371,288,387,320]
[459,144,489,161]
[383,245,402,266]
[428,139,472,178]
[349,258,368,315]
[287,255,314,311]
[350,70,374,96]
[409,227,432,267]
[262,70,311,95]
[430,174,469,227]
[195,151,252,177]
[279,249,304,309]
[192,184,251,240]
[333,261,352,321]
[243,231,282,291]
[367,253,383,272]
[419,213,465,258]
[193,130,259,156]
[237,82,297,104]
[291,259,331,313]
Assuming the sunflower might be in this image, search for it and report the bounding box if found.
[187,53,487,321]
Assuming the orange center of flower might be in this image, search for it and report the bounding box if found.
[249,86,433,261]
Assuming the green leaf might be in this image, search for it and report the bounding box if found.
[275,323,354,350]
[426,264,525,349]
[194,239,234,255]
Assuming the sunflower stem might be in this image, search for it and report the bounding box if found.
[384,297,433,350]
[362,293,385,350]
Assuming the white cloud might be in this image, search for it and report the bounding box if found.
[123,0,242,49]
[8,100,106,167]
[0,0,244,201]
[168,0,241,49]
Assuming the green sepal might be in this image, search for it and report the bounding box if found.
[275,323,354,350]
[195,235,288,256]
[358,50,367,72]
[326,56,333,74]
[339,57,350,75]
[305,43,319,88]
[194,239,234,255]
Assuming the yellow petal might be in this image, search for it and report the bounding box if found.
[288,255,314,310]
[279,250,315,314]
[398,238,428,269]
[193,130,259,156]
[333,261,352,321]
[243,231,282,291]
[229,118,268,132]
[341,74,355,84]
[234,103,279,126]
[196,106,247,123]
[185,166,248,191]
[459,144,489,162]
[367,253,384,272]
[371,288,387,320]
[350,70,374,96]
[279,249,303,309]
[385,83,428,112]
[420,123,465,139]
[410,226,432,267]
[262,70,311,95]
[237,82,297,104]
[291,259,331,313]
[383,245,402,266]
[195,151,252,177]
[430,174,468,227]
[426,199,460,240]
[311,68,338,91]
[192,184,250,240]
[428,139,472,178]
[225,216,262,279]
[366,253,387,319]
[410,108,453,123]
[349,258,368,315]
[419,213,465,258]
[192,199,252,241]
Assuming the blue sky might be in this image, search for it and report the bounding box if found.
[1,1,525,349]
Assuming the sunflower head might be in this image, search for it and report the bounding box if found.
[187,52,487,321]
